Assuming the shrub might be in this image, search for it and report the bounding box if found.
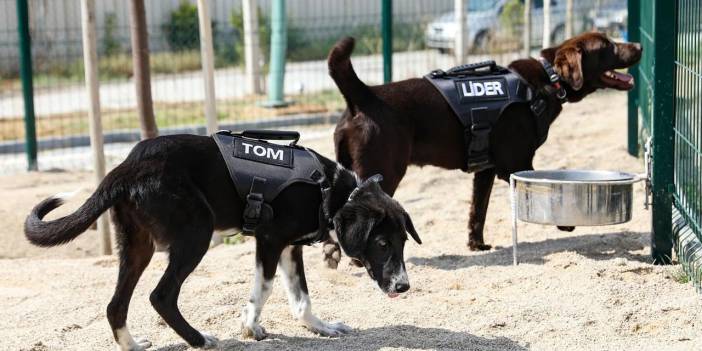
[102,12,121,56]
[165,1,200,51]
[500,0,524,37]
[228,6,270,65]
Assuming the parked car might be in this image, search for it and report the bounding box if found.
[592,0,627,38]
[425,0,593,54]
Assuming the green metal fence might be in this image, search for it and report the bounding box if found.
[629,0,702,290]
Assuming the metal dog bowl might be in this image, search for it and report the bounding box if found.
[509,170,644,265]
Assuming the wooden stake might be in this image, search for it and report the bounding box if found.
[197,0,218,134]
[80,0,112,255]
[128,0,158,139]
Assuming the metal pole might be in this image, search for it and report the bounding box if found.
[243,0,263,94]
[80,0,112,255]
[263,0,288,107]
[382,0,393,83]
[128,0,158,139]
[650,0,676,265]
[510,175,518,266]
[454,0,466,65]
[542,0,551,48]
[565,0,573,39]
[16,0,37,171]
[627,0,641,156]
[197,0,217,135]
[522,0,531,57]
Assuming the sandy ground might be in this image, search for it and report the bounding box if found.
[2,91,701,351]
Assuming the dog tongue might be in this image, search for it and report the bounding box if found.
[387,292,400,298]
[612,71,633,83]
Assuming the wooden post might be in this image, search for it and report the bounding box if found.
[197,0,217,135]
[128,0,158,139]
[542,0,551,49]
[243,0,263,94]
[523,0,531,57]
[80,0,112,255]
[454,0,466,64]
[565,0,573,39]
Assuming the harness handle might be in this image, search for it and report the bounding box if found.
[242,130,301,145]
[446,60,497,75]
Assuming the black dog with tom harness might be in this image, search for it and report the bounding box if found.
[424,59,566,172]
[213,130,383,245]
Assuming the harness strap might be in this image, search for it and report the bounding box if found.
[537,57,567,102]
[242,176,267,234]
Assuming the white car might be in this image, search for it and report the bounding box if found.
[425,0,593,54]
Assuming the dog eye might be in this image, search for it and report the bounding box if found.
[377,240,388,248]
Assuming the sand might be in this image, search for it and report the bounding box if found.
[1,91,701,351]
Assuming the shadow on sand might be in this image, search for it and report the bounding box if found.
[155,324,528,351]
[408,231,652,270]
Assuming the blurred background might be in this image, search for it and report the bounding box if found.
[0,0,626,173]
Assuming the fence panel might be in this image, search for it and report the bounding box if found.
[673,0,702,290]
[632,0,702,288]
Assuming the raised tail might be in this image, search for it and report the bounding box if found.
[25,170,124,247]
[327,37,378,110]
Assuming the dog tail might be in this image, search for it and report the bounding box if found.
[328,37,378,110]
[25,168,126,247]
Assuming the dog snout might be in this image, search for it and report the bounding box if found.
[394,281,410,293]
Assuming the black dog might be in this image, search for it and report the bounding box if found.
[25,134,421,350]
[322,32,641,266]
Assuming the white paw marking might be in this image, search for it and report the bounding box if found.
[241,322,268,341]
[115,326,150,351]
[197,332,219,349]
[306,320,353,337]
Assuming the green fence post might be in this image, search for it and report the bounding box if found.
[627,0,640,157]
[17,0,37,171]
[650,0,676,264]
[263,0,288,108]
[381,0,392,83]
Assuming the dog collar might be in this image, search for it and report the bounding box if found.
[348,174,383,202]
[537,57,567,102]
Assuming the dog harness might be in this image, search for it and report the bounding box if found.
[424,60,565,172]
[212,130,331,244]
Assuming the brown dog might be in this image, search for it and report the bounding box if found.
[322,32,641,266]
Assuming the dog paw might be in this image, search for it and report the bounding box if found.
[322,243,341,269]
[196,332,218,349]
[557,226,576,232]
[118,337,151,351]
[307,321,353,337]
[468,241,492,251]
[241,323,268,341]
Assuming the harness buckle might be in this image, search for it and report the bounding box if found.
[242,192,264,234]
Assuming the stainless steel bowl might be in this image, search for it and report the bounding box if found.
[511,170,639,226]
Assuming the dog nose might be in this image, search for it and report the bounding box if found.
[394,281,410,293]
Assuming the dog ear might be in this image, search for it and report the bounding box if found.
[554,46,583,91]
[333,208,375,259]
[402,211,421,245]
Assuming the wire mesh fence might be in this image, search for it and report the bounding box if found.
[673,0,702,290]
[0,0,626,173]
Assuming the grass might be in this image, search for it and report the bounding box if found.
[669,266,691,284]
[0,89,345,142]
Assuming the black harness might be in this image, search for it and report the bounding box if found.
[212,130,332,245]
[424,59,566,172]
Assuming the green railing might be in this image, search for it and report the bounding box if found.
[630,0,702,290]
[673,0,702,290]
